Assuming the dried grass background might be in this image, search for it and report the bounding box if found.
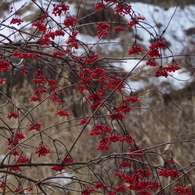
[1,62,194,194]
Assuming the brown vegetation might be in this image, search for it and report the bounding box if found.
[0,0,195,194]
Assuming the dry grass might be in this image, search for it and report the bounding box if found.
[1,67,195,194]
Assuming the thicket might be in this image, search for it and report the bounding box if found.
[0,0,194,195]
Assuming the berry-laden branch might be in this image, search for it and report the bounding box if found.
[0,0,194,194]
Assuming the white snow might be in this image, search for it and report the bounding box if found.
[50,171,74,185]
[121,58,192,92]
[128,3,195,54]
[121,3,195,91]
[0,1,194,91]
